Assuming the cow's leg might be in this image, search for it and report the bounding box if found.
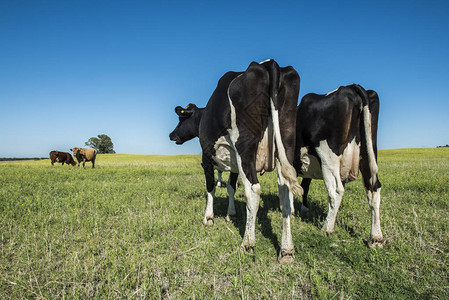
[300,178,311,213]
[240,176,260,253]
[92,160,95,168]
[366,187,382,247]
[317,144,345,235]
[321,167,345,234]
[225,172,238,222]
[361,88,383,247]
[226,61,272,253]
[202,156,215,226]
[360,159,383,247]
[234,146,260,253]
[277,161,295,264]
[82,159,86,168]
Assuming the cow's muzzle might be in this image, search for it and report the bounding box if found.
[169,133,183,145]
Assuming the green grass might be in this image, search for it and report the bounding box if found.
[1,149,448,299]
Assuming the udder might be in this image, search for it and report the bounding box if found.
[339,138,360,183]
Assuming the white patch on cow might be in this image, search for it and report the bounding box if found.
[203,190,215,226]
[227,75,241,146]
[298,146,323,180]
[213,135,238,173]
[241,180,261,249]
[340,138,360,182]
[363,105,378,187]
[270,102,286,183]
[325,88,338,96]
[259,58,273,64]
[315,140,345,234]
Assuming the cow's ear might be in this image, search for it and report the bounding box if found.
[175,106,185,116]
[175,105,195,117]
[185,103,198,114]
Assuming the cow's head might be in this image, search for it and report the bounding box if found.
[169,104,201,145]
[70,147,80,156]
[69,156,77,166]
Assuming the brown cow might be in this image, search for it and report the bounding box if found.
[70,147,97,168]
[49,151,77,166]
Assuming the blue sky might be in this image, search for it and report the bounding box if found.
[1,0,448,157]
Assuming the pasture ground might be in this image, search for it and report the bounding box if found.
[1,148,448,299]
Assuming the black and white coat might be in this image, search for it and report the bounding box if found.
[170,60,302,263]
[293,84,383,247]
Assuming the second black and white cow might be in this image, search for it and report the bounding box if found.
[170,60,302,263]
[293,84,383,247]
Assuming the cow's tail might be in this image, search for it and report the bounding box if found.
[265,59,302,196]
[352,84,378,188]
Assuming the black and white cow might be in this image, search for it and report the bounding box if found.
[293,84,383,247]
[170,59,302,263]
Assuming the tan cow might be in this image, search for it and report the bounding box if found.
[70,147,97,168]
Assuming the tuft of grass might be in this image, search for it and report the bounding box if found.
[0,148,448,298]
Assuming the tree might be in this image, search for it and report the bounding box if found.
[85,134,116,154]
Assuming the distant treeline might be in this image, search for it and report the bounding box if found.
[437,145,449,148]
[0,157,47,162]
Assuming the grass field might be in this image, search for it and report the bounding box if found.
[1,148,448,299]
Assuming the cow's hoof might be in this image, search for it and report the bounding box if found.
[322,223,334,235]
[278,249,294,264]
[300,204,309,214]
[240,239,255,254]
[225,214,236,222]
[239,245,254,255]
[323,228,334,236]
[368,236,383,249]
[203,218,214,226]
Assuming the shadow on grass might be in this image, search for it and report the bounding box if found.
[209,184,372,259]
[294,196,327,228]
[212,192,330,255]
[211,194,281,252]
[294,197,366,240]
[259,193,282,254]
